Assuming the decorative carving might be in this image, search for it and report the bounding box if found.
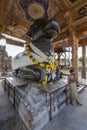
[0,0,87,43]
[71,0,87,20]
[20,0,48,22]
[47,1,60,18]
[4,0,30,39]
[27,2,45,19]
[9,0,25,19]
[63,0,72,6]
[78,5,87,15]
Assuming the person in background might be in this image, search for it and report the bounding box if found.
[68,68,82,105]
[56,66,60,79]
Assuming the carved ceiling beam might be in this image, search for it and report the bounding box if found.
[54,14,87,43]
[7,14,30,27]
[55,12,66,22]
[76,23,87,34]
[54,34,66,43]
[54,40,71,49]
[60,26,68,34]
[0,0,13,35]
[54,37,87,49]
[57,0,68,11]
[79,42,87,46]
[59,16,87,34]
[6,38,25,47]
[71,16,87,27]
[79,38,87,46]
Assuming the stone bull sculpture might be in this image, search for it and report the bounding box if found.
[12,18,60,84]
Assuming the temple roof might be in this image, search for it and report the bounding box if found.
[0,0,87,46]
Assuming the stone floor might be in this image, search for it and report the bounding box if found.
[42,87,87,130]
[0,80,28,130]
[0,79,87,130]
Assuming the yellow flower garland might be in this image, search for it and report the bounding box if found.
[25,42,57,85]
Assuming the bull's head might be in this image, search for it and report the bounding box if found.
[27,18,60,42]
[27,18,60,57]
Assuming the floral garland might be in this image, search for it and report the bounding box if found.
[25,42,57,85]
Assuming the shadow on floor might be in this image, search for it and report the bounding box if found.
[0,80,28,130]
[41,87,87,130]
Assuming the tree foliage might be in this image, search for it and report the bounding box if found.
[79,57,87,62]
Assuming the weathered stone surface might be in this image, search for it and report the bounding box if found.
[1,79,87,130]
[42,88,87,130]
[0,80,28,130]
[4,78,68,130]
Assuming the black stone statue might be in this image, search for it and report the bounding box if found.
[12,18,60,83]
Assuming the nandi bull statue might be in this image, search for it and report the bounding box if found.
[12,18,60,85]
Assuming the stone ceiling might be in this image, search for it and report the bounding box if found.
[0,0,87,46]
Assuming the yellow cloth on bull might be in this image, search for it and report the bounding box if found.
[50,64,56,71]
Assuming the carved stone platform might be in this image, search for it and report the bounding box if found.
[4,77,68,130]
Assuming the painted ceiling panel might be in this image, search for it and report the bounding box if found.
[20,0,48,22]
[0,0,87,43]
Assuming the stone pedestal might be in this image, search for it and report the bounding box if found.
[5,78,68,130]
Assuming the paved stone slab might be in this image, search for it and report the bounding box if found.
[0,80,28,130]
[41,88,87,130]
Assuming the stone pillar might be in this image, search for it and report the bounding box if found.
[71,35,79,70]
[64,11,79,80]
[82,46,86,79]
[69,28,79,80]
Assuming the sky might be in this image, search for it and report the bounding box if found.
[6,44,24,57]
[0,38,24,57]
[0,38,86,58]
